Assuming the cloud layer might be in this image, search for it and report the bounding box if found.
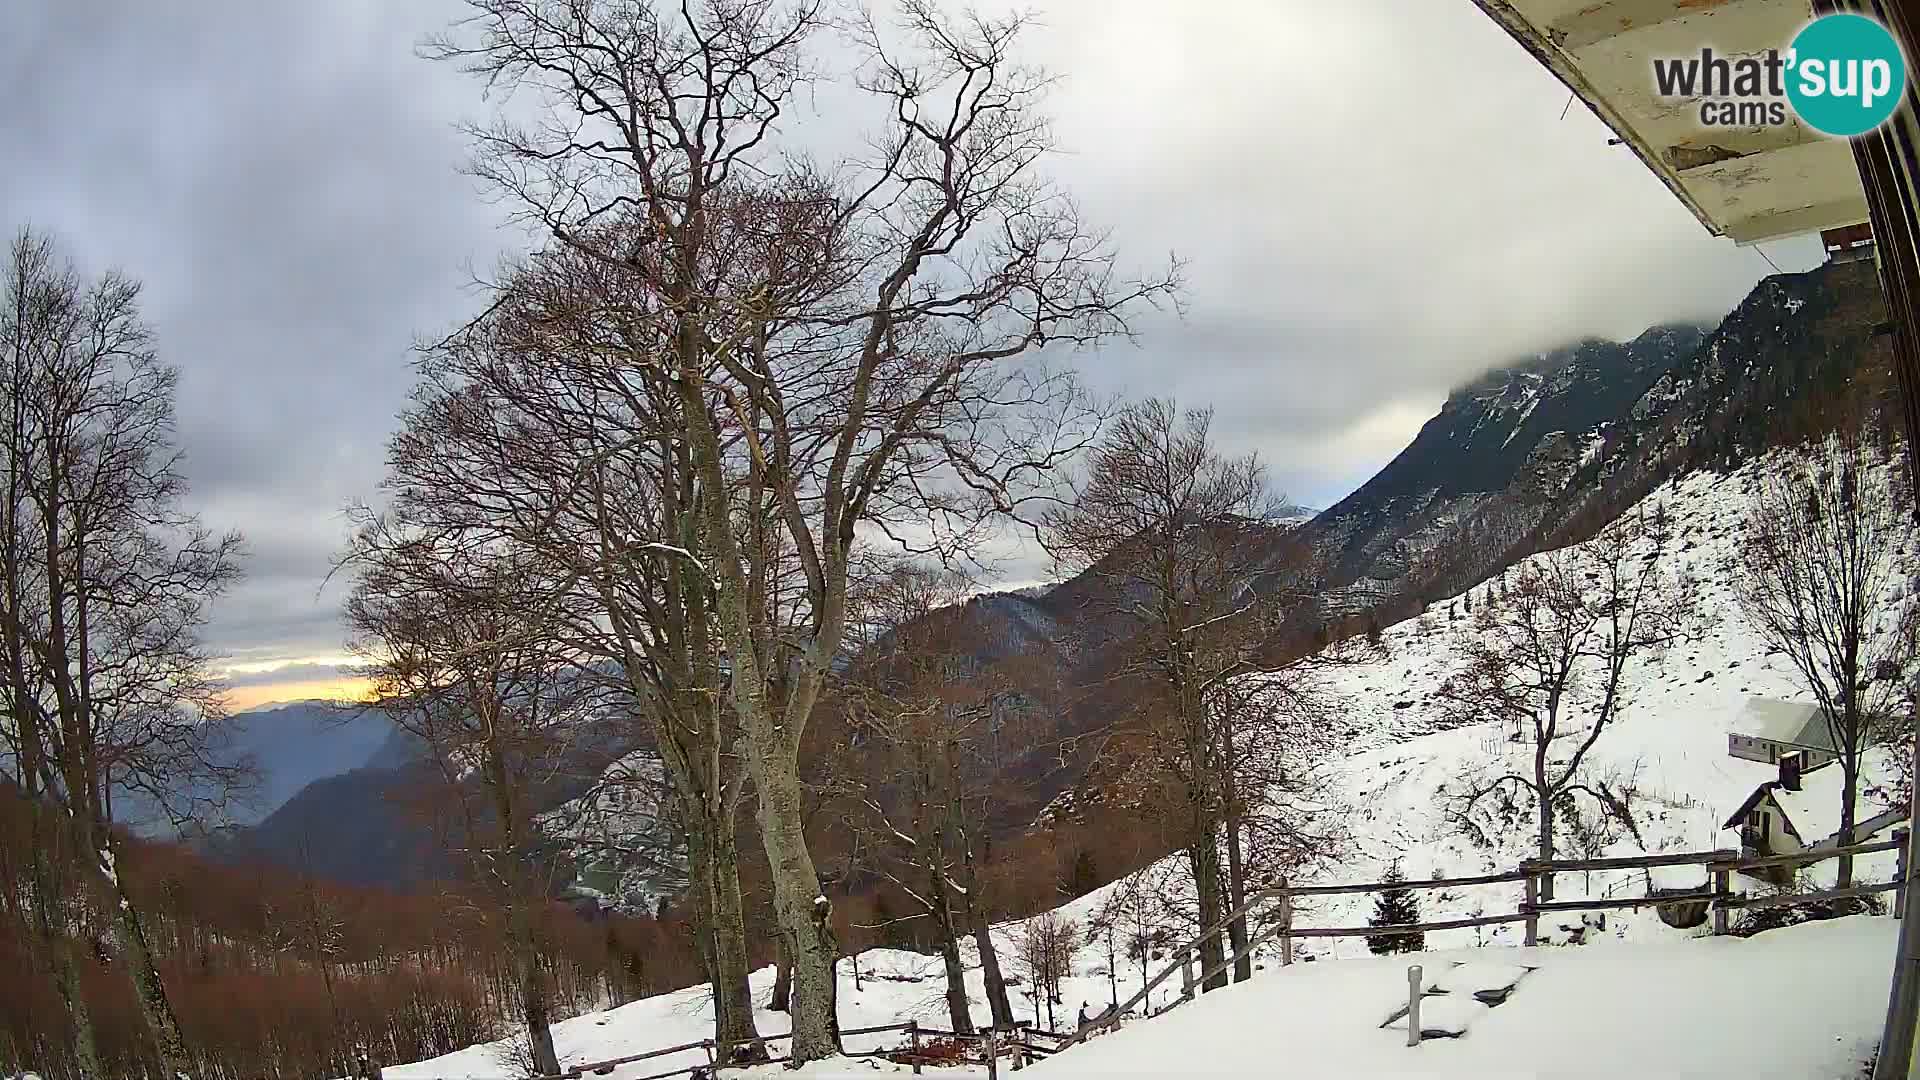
[0,0,1823,701]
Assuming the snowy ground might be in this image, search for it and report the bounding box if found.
[390,450,1916,1078]
[1031,915,1897,1080]
[391,916,1901,1080]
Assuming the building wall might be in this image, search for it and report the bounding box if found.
[1729,733,1772,763]
[1727,733,1839,768]
[1741,798,1804,856]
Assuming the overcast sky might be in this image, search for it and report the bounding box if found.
[0,1,1823,708]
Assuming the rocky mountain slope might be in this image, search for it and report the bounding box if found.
[1309,323,1706,600]
[1305,257,1889,611]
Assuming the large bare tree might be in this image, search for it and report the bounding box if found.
[0,226,245,1080]
[1044,399,1313,990]
[1733,430,1920,887]
[369,231,773,1061]
[345,533,607,1078]
[833,561,1047,1034]
[425,0,1175,1059]
[1440,506,1691,899]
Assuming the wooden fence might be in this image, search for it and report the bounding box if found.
[378,1018,1073,1080]
[1066,828,1911,1047]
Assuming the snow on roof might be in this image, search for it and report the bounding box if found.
[1769,760,1898,846]
[1730,697,1835,750]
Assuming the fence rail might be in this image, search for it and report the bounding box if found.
[1066,827,1912,1049]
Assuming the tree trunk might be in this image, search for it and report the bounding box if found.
[706,807,764,1053]
[1839,759,1860,889]
[93,832,194,1080]
[770,937,792,1013]
[1536,790,1557,903]
[20,798,100,1080]
[514,935,561,1078]
[932,869,974,1034]
[751,761,840,1061]
[960,839,1014,1029]
[1217,704,1252,985]
[1107,928,1119,1010]
[1222,817,1251,984]
[1184,824,1228,992]
[937,928,974,1034]
[973,919,1014,1029]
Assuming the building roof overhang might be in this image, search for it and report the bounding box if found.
[1472,0,1870,244]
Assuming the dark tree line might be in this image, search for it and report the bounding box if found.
[0,779,705,1080]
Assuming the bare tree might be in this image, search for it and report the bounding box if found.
[1440,506,1691,898]
[424,0,1175,1059]
[839,564,974,1032]
[1203,667,1347,978]
[371,232,772,1062]
[836,561,1034,1035]
[0,226,244,1080]
[1734,430,1920,886]
[1106,858,1184,1007]
[1014,912,1078,1031]
[345,533,606,1078]
[1044,400,1310,989]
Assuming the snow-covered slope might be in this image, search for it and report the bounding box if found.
[387,448,1915,1079]
[1068,450,1909,959]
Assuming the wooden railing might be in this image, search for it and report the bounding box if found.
[379,1018,1060,1080]
[1066,828,1911,1048]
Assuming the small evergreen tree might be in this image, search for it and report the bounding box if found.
[1070,848,1101,897]
[1366,862,1423,955]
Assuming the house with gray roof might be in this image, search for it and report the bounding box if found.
[1726,697,1841,768]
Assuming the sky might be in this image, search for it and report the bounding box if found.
[0,1,1825,710]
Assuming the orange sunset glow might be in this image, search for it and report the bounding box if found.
[220,676,376,712]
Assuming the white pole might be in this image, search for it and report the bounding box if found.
[1406,965,1424,1048]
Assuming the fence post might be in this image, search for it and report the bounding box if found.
[1898,828,1911,920]
[1712,863,1731,936]
[1279,881,1294,967]
[702,1038,715,1078]
[985,1026,998,1080]
[1522,867,1539,947]
[908,1021,921,1075]
[1180,949,1195,1001]
[1406,965,1423,1048]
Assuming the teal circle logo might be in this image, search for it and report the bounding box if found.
[1786,14,1906,137]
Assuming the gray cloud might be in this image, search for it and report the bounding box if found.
[0,0,506,665]
[0,0,1825,675]
[219,662,360,691]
